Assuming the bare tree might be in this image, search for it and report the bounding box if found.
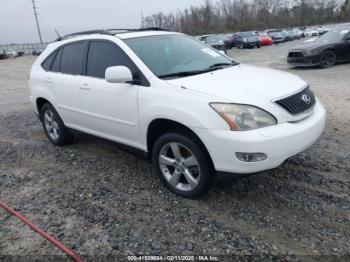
[142,0,348,34]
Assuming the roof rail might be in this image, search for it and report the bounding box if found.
[55,27,168,41]
[56,30,113,41]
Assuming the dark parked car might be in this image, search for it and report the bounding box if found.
[0,50,8,60]
[203,36,227,53]
[220,34,235,49]
[32,49,43,56]
[267,31,286,43]
[287,26,350,68]
[234,32,260,49]
[285,30,302,40]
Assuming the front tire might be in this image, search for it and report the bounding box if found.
[152,132,216,198]
[320,50,336,68]
[41,103,73,146]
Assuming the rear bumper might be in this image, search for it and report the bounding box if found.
[194,101,326,174]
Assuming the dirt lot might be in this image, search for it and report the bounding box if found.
[1,39,350,260]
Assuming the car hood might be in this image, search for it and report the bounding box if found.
[291,41,332,51]
[166,64,307,104]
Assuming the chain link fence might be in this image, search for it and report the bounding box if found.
[0,42,49,54]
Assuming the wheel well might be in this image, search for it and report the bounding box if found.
[147,119,214,169]
[36,98,50,120]
[323,49,336,55]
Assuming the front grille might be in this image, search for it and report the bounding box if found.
[288,51,303,58]
[275,87,316,115]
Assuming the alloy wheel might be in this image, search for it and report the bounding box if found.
[158,142,200,192]
[43,109,60,141]
[321,52,336,67]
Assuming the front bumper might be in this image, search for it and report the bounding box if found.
[194,101,326,174]
[243,42,259,48]
[287,53,321,66]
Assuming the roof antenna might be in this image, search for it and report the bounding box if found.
[54,29,61,40]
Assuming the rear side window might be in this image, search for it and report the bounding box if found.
[86,41,137,79]
[60,42,85,75]
[51,48,62,72]
[41,50,58,71]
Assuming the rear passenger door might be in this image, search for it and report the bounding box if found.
[48,41,87,127]
[79,40,145,149]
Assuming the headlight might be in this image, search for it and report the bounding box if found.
[243,38,248,42]
[305,49,318,55]
[210,103,277,131]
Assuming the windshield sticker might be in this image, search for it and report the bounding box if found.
[340,30,349,34]
[201,48,220,57]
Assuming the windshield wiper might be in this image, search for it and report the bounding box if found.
[209,61,239,68]
[159,62,240,79]
[159,70,207,79]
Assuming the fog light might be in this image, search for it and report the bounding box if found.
[236,152,267,162]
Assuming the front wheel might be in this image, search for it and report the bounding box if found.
[41,103,73,146]
[152,132,216,198]
[320,50,336,68]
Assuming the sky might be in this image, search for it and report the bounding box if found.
[0,0,203,44]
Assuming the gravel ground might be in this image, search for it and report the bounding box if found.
[1,40,350,261]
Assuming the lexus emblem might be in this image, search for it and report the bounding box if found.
[301,94,311,104]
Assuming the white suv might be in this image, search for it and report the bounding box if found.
[29,29,326,198]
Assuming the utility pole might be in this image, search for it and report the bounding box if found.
[31,0,43,47]
[141,10,144,28]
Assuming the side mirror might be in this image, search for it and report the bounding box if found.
[105,66,133,84]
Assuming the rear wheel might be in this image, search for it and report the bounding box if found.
[41,103,73,146]
[320,50,336,68]
[152,132,216,198]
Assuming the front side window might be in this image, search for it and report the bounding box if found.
[124,34,235,78]
[86,41,136,78]
[60,42,85,75]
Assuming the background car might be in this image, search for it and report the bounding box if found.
[287,25,350,68]
[203,36,227,53]
[267,31,286,43]
[0,50,8,60]
[285,29,302,40]
[32,49,43,56]
[258,33,273,46]
[6,50,18,58]
[223,34,236,49]
[234,32,260,49]
[215,34,234,50]
[305,28,319,37]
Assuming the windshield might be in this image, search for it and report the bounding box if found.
[124,34,235,78]
[318,29,348,42]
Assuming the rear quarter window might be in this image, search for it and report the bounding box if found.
[41,49,58,71]
[51,48,62,72]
